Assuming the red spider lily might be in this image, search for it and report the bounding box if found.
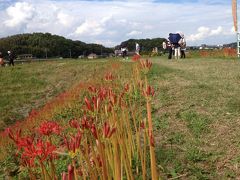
[21,154,35,167]
[140,122,145,129]
[13,138,56,166]
[34,139,56,162]
[132,54,141,62]
[84,97,93,112]
[104,72,114,81]
[7,128,36,151]
[109,92,117,107]
[69,119,80,129]
[16,136,35,150]
[68,164,74,180]
[62,172,67,180]
[88,86,97,93]
[38,121,61,136]
[91,124,98,139]
[98,87,108,100]
[28,109,39,121]
[149,132,155,147]
[124,83,130,92]
[143,85,155,97]
[103,122,117,138]
[96,155,103,167]
[140,59,152,70]
[6,128,22,144]
[92,96,101,111]
[63,131,82,154]
[81,116,92,129]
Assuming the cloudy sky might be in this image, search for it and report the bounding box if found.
[0,0,237,47]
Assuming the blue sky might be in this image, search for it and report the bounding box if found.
[0,0,237,47]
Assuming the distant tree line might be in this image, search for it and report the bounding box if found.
[0,33,167,58]
[115,38,166,54]
[0,33,113,58]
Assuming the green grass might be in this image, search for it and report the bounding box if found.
[1,57,240,178]
[149,57,240,178]
[0,59,121,130]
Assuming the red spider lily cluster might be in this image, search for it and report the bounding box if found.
[132,54,141,62]
[198,48,237,58]
[140,59,152,70]
[2,58,159,179]
[143,85,155,97]
[7,127,57,169]
[104,72,115,81]
[38,121,61,136]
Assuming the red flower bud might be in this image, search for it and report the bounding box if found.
[91,124,98,139]
[68,164,74,180]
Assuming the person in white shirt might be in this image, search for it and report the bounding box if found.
[135,42,140,55]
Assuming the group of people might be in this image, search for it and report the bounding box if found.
[0,51,15,67]
[120,42,140,60]
[120,34,185,60]
[163,33,186,60]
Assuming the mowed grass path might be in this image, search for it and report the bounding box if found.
[1,57,240,178]
[151,57,240,179]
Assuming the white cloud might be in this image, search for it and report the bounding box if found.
[187,26,211,41]
[57,12,74,27]
[4,2,35,27]
[127,30,142,36]
[210,26,223,36]
[187,26,235,43]
[0,0,236,46]
[75,16,113,36]
[75,20,105,36]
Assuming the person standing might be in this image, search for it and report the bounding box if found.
[179,34,186,59]
[8,51,15,66]
[174,43,181,59]
[162,40,167,54]
[0,52,5,67]
[167,41,172,59]
[135,42,140,55]
[121,47,128,60]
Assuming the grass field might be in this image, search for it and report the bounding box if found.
[0,60,117,130]
[1,57,240,179]
[150,57,240,179]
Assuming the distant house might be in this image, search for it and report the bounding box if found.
[78,55,85,59]
[88,53,98,59]
[114,50,122,57]
[108,53,115,57]
[17,54,33,60]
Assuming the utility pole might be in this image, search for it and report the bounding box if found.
[45,48,48,59]
[232,0,239,57]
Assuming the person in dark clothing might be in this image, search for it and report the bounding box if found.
[181,49,186,58]
[167,41,172,59]
[121,47,128,60]
[8,51,15,66]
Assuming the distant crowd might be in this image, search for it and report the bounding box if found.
[117,32,186,60]
[0,51,15,67]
